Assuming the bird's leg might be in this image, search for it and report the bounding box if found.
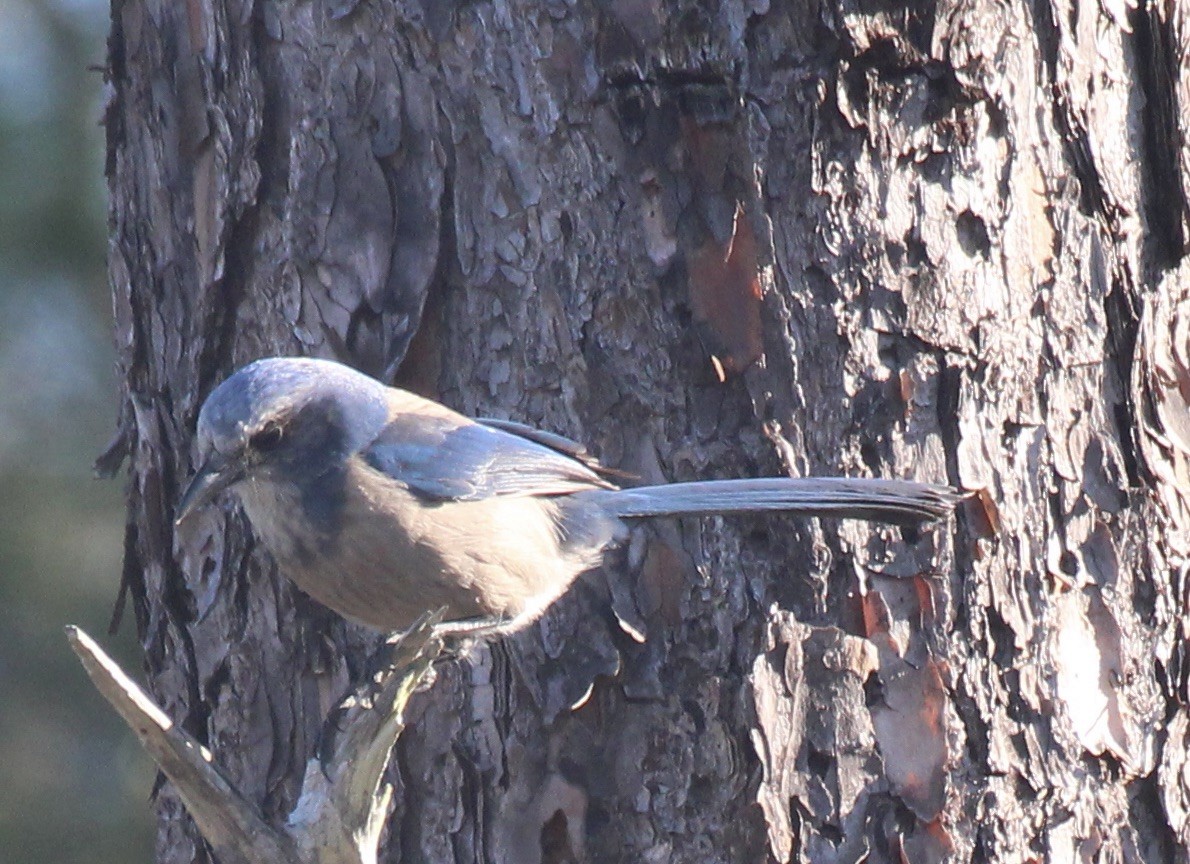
[431,614,516,639]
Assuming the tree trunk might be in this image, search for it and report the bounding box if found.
[105,0,1190,861]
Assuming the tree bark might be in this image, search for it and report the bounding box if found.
[105,0,1190,861]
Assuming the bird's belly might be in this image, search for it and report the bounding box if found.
[239,473,598,633]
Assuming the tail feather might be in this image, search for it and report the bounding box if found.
[583,477,961,526]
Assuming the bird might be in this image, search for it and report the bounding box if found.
[176,357,961,636]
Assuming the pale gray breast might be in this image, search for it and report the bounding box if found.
[235,476,411,629]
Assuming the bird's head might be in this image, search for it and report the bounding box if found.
[176,357,389,524]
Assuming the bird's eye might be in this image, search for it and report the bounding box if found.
[250,423,284,451]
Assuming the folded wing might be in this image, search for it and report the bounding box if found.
[362,410,616,501]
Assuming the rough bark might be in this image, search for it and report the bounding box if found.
[104,0,1190,861]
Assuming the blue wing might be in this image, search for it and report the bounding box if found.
[361,412,617,501]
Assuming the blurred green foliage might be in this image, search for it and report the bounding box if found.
[0,0,155,861]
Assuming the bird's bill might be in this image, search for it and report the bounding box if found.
[175,454,242,524]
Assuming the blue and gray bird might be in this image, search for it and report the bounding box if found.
[176,357,960,634]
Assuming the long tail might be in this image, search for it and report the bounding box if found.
[582,477,961,526]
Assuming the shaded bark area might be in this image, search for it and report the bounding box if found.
[104,0,1190,861]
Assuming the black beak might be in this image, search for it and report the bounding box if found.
[175,453,242,525]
